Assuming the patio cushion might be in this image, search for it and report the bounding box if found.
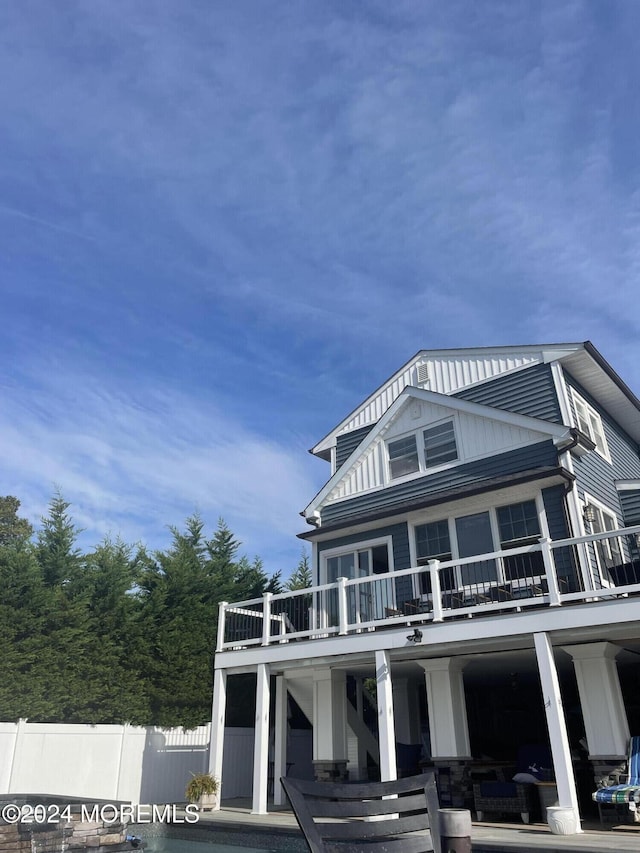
[593,784,640,804]
[479,781,518,798]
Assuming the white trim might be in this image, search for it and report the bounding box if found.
[582,492,624,587]
[550,360,573,426]
[304,386,571,519]
[386,416,460,483]
[409,492,548,598]
[312,344,583,456]
[320,536,394,585]
[569,387,611,463]
[615,479,640,491]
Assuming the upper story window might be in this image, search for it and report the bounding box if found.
[388,420,458,480]
[571,389,610,461]
[423,421,458,468]
[496,500,541,546]
[388,435,420,479]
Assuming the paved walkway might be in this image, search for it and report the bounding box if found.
[194,801,640,852]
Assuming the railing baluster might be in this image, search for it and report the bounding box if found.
[429,559,443,622]
[540,537,561,606]
[262,592,272,646]
[217,601,228,651]
[337,576,348,635]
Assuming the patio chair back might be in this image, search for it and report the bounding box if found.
[592,735,640,811]
[281,772,440,853]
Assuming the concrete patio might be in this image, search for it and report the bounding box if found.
[189,801,640,852]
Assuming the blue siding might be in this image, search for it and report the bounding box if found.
[620,490,640,526]
[564,372,640,522]
[336,424,376,469]
[542,484,577,590]
[322,440,559,525]
[454,363,562,423]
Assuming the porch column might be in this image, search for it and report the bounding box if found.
[562,642,630,786]
[312,668,348,782]
[252,663,270,814]
[273,674,288,806]
[208,667,227,810]
[419,658,470,759]
[534,632,582,832]
[375,649,397,782]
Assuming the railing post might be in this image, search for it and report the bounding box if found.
[262,592,273,646]
[337,576,348,635]
[429,559,443,622]
[216,601,228,651]
[540,537,561,606]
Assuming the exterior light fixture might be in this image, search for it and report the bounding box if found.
[583,505,597,527]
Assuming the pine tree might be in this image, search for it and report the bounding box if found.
[287,549,312,589]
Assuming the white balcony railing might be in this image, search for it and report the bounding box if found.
[216,525,640,651]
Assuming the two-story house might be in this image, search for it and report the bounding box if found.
[210,342,640,829]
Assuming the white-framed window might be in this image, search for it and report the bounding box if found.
[387,419,458,481]
[583,495,623,585]
[412,497,545,594]
[571,389,610,461]
[321,537,395,625]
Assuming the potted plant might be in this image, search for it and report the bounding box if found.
[185,772,220,811]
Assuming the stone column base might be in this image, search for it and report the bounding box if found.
[432,757,471,808]
[313,759,348,782]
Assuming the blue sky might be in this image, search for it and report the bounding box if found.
[1,1,640,577]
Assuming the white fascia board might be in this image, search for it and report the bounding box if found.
[615,480,640,491]
[311,343,583,457]
[303,386,572,519]
[214,596,640,673]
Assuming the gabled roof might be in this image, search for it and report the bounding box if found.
[303,385,571,521]
[311,342,640,459]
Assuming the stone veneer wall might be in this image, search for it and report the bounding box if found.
[0,804,132,853]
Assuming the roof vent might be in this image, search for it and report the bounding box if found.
[416,363,430,387]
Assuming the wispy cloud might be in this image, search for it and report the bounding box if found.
[0,357,320,573]
[1,1,640,572]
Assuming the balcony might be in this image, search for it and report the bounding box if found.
[216,525,640,651]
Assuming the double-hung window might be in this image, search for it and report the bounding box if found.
[496,500,543,580]
[388,435,420,479]
[423,421,458,468]
[584,499,623,584]
[571,389,610,460]
[388,420,458,480]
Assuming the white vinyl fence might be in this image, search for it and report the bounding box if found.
[0,721,255,803]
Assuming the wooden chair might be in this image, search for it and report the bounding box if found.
[281,772,441,853]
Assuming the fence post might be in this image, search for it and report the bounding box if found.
[429,559,443,622]
[337,577,348,635]
[262,592,273,646]
[216,601,228,651]
[438,808,472,853]
[540,537,561,606]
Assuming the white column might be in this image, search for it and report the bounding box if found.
[562,642,629,759]
[273,675,288,806]
[252,663,270,814]
[209,668,227,810]
[312,669,347,762]
[534,632,581,830]
[375,649,397,781]
[419,659,470,759]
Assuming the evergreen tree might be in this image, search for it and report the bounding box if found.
[0,496,33,547]
[287,549,312,589]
